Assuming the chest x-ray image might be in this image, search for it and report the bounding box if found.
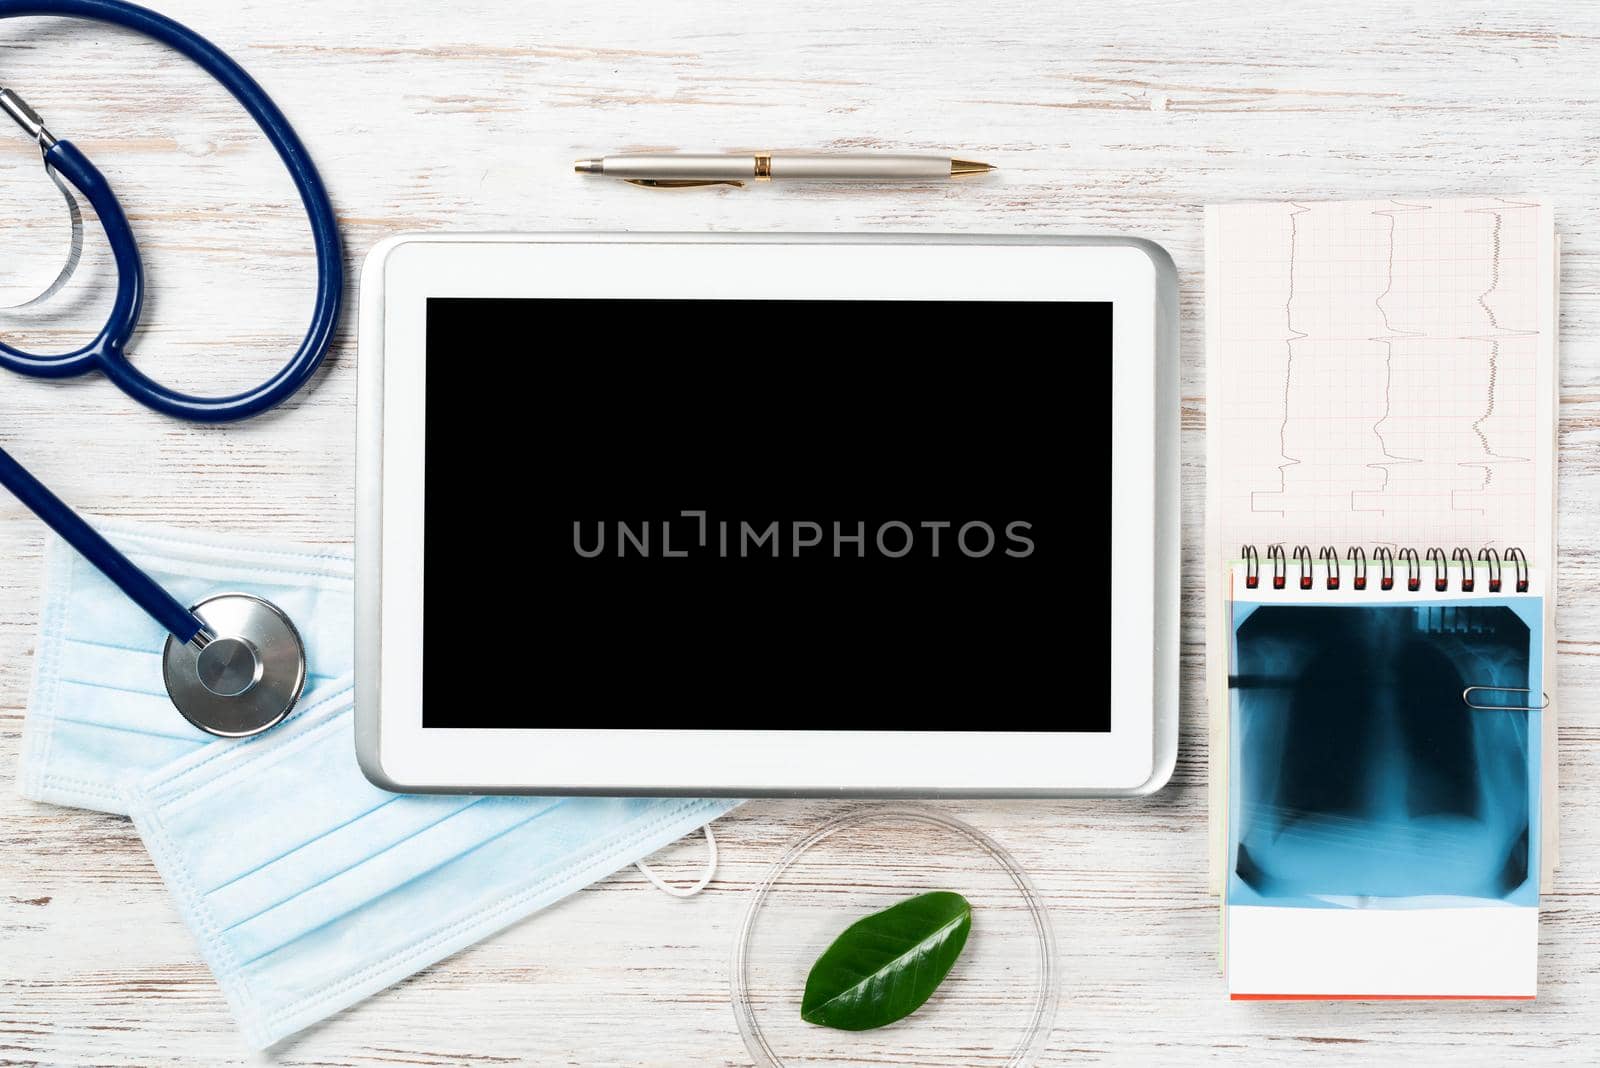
[1229,601,1542,908]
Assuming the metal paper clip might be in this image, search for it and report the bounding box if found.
[1462,686,1550,711]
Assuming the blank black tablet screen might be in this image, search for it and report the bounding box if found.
[423,298,1111,730]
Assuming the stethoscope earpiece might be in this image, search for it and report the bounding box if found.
[163,594,307,738]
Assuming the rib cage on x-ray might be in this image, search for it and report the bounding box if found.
[1231,601,1533,905]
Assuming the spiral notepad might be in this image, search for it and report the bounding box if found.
[1205,198,1558,998]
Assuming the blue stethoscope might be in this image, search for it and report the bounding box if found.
[0,0,342,736]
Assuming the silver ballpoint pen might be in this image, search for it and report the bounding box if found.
[573,153,995,188]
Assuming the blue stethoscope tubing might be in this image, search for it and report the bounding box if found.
[0,447,205,641]
[0,0,343,648]
[0,0,343,422]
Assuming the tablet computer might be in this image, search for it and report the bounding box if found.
[355,233,1177,796]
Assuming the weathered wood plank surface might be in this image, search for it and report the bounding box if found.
[2,0,1597,1063]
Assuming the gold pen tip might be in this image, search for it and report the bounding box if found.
[574,159,602,175]
[950,158,996,177]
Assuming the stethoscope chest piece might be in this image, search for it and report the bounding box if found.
[163,593,307,737]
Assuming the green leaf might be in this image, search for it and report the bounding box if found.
[800,891,972,1031]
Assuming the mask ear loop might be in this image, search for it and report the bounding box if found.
[2,141,84,311]
[634,824,719,899]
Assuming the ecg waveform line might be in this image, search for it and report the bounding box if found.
[1353,201,1430,516]
[1451,198,1541,513]
[1248,202,1310,517]
[1217,197,1545,554]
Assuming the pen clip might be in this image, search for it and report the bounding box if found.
[623,178,744,189]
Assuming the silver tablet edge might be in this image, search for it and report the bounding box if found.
[353,232,1181,798]
[1139,234,1181,797]
[354,235,401,793]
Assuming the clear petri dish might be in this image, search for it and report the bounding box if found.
[731,806,1059,1068]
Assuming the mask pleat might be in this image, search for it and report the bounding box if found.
[205,792,486,928]
[37,718,207,793]
[53,680,206,739]
[60,577,168,652]
[146,697,376,896]
[59,675,171,702]
[50,712,208,744]
[224,795,684,1016]
[65,633,170,657]
[223,795,571,967]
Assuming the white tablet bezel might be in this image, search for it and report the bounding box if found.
[356,233,1178,796]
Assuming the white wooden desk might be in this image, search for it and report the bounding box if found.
[2,1,1597,1063]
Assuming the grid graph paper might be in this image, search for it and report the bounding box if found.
[1208,198,1554,557]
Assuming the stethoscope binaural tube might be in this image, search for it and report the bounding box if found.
[0,0,343,423]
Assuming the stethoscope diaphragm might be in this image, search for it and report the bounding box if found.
[162,593,307,737]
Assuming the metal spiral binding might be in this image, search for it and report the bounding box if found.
[1400,547,1421,591]
[1426,547,1448,592]
[1237,544,1531,595]
[1479,547,1502,593]
[1347,545,1367,590]
[1293,545,1313,590]
[1319,546,1340,589]
[1507,547,1530,593]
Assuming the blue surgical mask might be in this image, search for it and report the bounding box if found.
[18,522,356,813]
[127,675,733,1049]
[17,523,738,1048]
